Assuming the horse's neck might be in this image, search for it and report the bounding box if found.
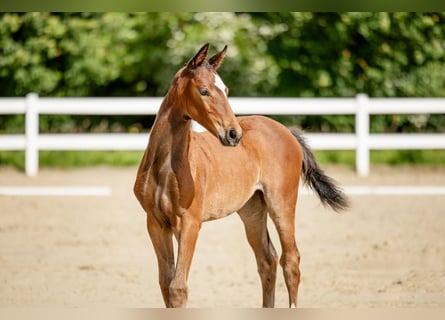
[146,101,195,208]
[148,101,191,171]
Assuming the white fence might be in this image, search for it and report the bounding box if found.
[1,93,444,177]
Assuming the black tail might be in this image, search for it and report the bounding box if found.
[291,129,349,212]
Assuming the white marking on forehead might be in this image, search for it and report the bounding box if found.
[214,73,227,97]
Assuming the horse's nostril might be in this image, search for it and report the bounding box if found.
[228,128,237,140]
[220,127,241,146]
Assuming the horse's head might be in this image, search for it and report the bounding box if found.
[173,43,242,147]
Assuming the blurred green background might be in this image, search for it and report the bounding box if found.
[1,12,444,168]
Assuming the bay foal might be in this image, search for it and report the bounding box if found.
[134,44,348,308]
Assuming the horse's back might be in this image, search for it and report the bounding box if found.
[237,115,303,157]
[191,115,303,175]
[237,115,304,186]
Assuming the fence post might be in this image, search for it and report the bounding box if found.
[355,94,370,177]
[25,93,39,176]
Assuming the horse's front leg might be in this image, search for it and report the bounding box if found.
[146,213,175,307]
[169,213,201,307]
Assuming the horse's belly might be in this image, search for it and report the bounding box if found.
[201,182,260,221]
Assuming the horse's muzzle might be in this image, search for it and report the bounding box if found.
[219,127,242,147]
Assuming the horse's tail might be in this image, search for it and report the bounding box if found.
[291,128,349,213]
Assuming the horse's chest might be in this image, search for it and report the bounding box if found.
[156,175,178,211]
[143,166,180,222]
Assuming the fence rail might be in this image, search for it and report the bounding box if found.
[1,93,444,176]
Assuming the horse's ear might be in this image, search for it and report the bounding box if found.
[208,45,227,70]
[186,43,210,70]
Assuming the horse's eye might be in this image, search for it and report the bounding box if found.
[199,88,210,96]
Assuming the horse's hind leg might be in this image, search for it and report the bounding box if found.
[146,213,175,307]
[238,191,278,308]
[264,188,301,308]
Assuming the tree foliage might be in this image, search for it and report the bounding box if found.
[255,12,445,98]
[1,12,444,134]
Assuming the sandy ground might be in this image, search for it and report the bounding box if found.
[0,165,444,308]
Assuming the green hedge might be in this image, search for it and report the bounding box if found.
[1,12,444,135]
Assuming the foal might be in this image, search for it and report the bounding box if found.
[134,44,348,308]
